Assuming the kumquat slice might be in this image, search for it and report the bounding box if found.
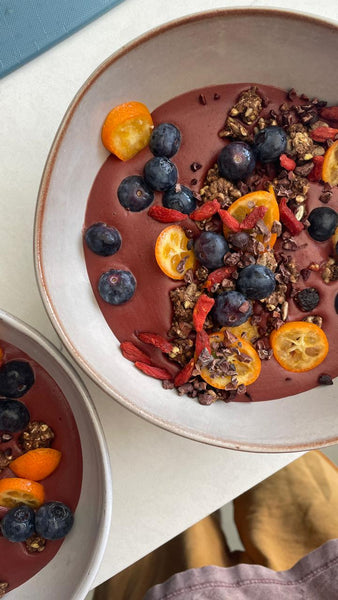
[199,331,261,390]
[10,448,62,482]
[224,320,259,344]
[101,101,153,161]
[322,140,338,186]
[270,321,329,372]
[224,186,279,247]
[0,478,45,509]
[155,225,196,280]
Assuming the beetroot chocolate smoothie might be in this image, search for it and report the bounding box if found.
[83,83,338,402]
[0,341,82,593]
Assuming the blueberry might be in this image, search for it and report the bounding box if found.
[217,142,256,181]
[253,126,287,163]
[84,222,121,256]
[143,157,178,191]
[194,232,229,270]
[0,399,30,432]
[35,502,74,540]
[149,123,181,158]
[307,207,337,242]
[117,175,154,212]
[98,269,136,305]
[162,185,196,214]
[1,505,35,542]
[0,361,34,398]
[213,291,252,327]
[236,264,276,300]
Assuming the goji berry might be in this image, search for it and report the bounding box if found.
[120,341,152,365]
[137,332,173,354]
[193,294,215,332]
[148,205,186,223]
[204,266,236,290]
[279,197,304,236]
[279,154,296,171]
[135,361,172,380]
[320,106,338,123]
[310,126,338,142]
[240,206,268,230]
[190,199,220,221]
[218,208,241,231]
[195,330,211,358]
[174,358,195,387]
[308,156,324,182]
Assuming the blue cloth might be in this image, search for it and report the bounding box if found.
[0,0,125,78]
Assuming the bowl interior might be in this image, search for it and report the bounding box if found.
[0,311,111,600]
[36,9,338,452]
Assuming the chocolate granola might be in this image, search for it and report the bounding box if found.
[18,421,55,452]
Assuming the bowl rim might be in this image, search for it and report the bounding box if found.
[0,308,112,598]
[34,7,338,453]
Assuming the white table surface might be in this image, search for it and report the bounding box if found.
[1,0,337,589]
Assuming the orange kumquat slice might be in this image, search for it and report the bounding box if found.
[225,186,280,247]
[200,331,261,389]
[0,478,45,509]
[223,320,259,344]
[155,225,196,280]
[270,321,329,372]
[101,101,153,161]
[10,448,62,482]
[322,140,338,186]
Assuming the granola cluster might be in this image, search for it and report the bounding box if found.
[200,164,241,207]
[18,421,55,452]
[25,534,47,554]
[219,86,265,140]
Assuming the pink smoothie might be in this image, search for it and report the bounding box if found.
[0,341,82,593]
[83,83,338,401]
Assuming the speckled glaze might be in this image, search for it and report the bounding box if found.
[35,9,338,451]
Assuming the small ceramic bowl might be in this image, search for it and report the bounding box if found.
[0,309,112,600]
[35,9,338,452]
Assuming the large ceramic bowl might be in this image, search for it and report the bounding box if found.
[0,309,112,599]
[35,9,338,452]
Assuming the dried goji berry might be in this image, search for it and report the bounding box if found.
[135,361,172,380]
[320,106,338,123]
[137,332,173,354]
[310,126,338,142]
[240,206,268,230]
[174,358,195,387]
[279,197,304,236]
[279,154,296,171]
[148,206,186,223]
[195,330,211,358]
[204,266,236,290]
[120,341,152,364]
[190,199,220,221]
[218,208,241,231]
[308,156,324,182]
[193,294,215,332]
